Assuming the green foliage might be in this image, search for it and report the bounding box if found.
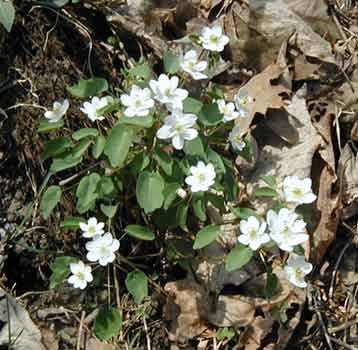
[183,97,203,114]
[49,256,76,289]
[163,51,181,74]
[76,173,101,213]
[41,185,62,219]
[226,244,253,272]
[67,77,108,98]
[198,103,223,126]
[100,204,118,218]
[60,217,85,228]
[230,207,258,219]
[72,128,99,140]
[92,135,106,159]
[42,137,72,161]
[94,307,122,341]
[193,225,221,249]
[125,225,155,241]
[104,124,134,167]
[265,272,279,299]
[50,154,82,173]
[254,187,278,198]
[0,0,15,32]
[136,171,165,213]
[38,119,64,133]
[125,270,148,304]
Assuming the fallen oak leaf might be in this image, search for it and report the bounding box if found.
[225,63,290,135]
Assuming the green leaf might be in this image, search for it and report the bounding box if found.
[38,118,64,133]
[41,186,62,219]
[206,192,225,211]
[183,97,203,114]
[67,77,108,98]
[41,137,72,161]
[0,0,15,32]
[154,148,173,176]
[92,135,106,159]
[193,197,206,221]
[261,175,277,188]
[98,177,115,197]
[72,128,99,140]
[193,225,221,249]
[163,51,181,74]
[60,217,85,228]
[176,202,188,231]
[125,270,148,304]
[50,154,82,173]
[100,204,118,218]
[104,124,134,167]
[136,171,165,213]
[216,328,235,342]
[254,187,278,197]
[129,62,151,80]
[130,153,150,174]
[125,225,155,241]
[49,256,76,289]
[265,272,278,299]
[76,173,101,213]
[118,115,154,128]
[206,147,225,174]
[229,207,258,220]
[163,183,180,210]
[183,135,206,156]
[293,245,305,255]
[71,137,92,158]
[41,0,69,7]
[198,103,223,126]
[226,244,253,272]
[223,166,239,201]
[94,307,122,341]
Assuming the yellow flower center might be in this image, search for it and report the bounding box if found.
[210,34,219,43]
[88,226,96,234]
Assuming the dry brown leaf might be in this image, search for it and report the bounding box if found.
[164,279,209,342]
[0,289,45,350]
[208,295,255,328]
[239,316,275,350]
[338,143,358,217]
[225,0,337,70]
[225,63,289,135]
[86,338,113,350]
[41,328,58,350]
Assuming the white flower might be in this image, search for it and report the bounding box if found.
[44,99,69,123]
[185,161,216,192]
[239,216,270,250]
[176,188,188,199]
[283,176,317,204]
[68,261,93,290]
[266,208,309,252]
[80,96,112,122]
[156,109,198,150]
[199,25,229,52]
[217,99,240,122]
[120,85,154,117]
[149,74,188,109]
[79,217,105,239]
[284,255,312,288]
[229,125,246,151]
[85,233,120,266]
[180,50,208,80]
[234,89,252,118]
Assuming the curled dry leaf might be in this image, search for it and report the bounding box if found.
[0,289,45,350]
[164,279,209,342]
[225,0,337,70]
